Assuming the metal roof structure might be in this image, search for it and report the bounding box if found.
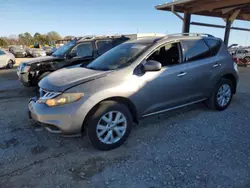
[155,0,250,46]
[156,0,250,21]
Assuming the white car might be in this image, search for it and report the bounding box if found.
[0,49,15,69]
[31,49,46,57]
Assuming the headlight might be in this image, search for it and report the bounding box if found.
[44,93,84,107]
[21,65,31,72]
[234,62,238,72]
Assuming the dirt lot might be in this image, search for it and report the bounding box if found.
[0,66,250,188]
[15,58,31,66]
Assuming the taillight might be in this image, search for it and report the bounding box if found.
[233,57,238,63]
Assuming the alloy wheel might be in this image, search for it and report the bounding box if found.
[217,84,232,107]
[96,111,127,144]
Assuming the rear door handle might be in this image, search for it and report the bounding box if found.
[213,63,221,68]
[177,72,187,77]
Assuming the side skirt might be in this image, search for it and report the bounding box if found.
[142,98,207,118]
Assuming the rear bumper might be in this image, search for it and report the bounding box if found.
[15,54,26,58]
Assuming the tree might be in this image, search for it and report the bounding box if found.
[64,36,75,40]
[47,31,61,41]
[23,32,33,45]
[0,37,9,47]
[8,35,18,45]
[18,33,26,45]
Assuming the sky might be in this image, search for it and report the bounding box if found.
[0,0,250,46]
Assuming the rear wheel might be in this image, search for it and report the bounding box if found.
[206,78,233,111]
[244,56,250,63]
[7,60,14,69]
[86,101,132,150]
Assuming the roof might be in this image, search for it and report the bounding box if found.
[155,0,250,21]
[126,36,165,44]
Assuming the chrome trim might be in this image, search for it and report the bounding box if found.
[39,88,61,100]
[177,72,187,77]
[45,127,62,134]
[142,99,207,118]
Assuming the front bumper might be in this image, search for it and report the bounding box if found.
[17,72,31,87]
[28,98,85,135]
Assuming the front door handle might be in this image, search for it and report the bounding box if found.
[177,72,187,77]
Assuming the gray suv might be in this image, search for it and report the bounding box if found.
[29,33,239,150]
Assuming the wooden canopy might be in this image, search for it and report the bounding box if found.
[155,0,250,21]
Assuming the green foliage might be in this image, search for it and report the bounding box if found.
[64,36,75,40]
[0,31,63,47]
[0,37,9,47]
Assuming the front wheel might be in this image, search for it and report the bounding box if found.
[86,101,132,150]
[206,78,233,111]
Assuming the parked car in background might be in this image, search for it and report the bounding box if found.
[0,49,15,68]
[17,35,130,87]
[9,45,26,58]
[31,48,46,57]
[29,33,238,150]
[25,47,33,57]
[234,49,250,62]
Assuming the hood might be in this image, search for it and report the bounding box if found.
[23,56,61,65]
[39,67,110,92]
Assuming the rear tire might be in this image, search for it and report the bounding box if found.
[86,101,132,150]
[244,56,250,63]
[206,78,233,111]
[7,60,14,69]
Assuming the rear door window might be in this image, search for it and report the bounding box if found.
[204,39,221,56]
[113,38,129,46]
[73,42,93,57]
[181,39,210,62]
[96,40,113,55]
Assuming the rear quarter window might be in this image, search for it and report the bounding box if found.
[204,39,221,56]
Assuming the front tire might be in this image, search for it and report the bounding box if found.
[206,78,233,111]
[86,101,132,150]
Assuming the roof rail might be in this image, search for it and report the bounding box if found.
[78,35,96,41]
[167,33,215,38]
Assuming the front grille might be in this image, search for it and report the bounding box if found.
[39,88,61,99]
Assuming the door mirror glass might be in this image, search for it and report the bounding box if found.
[143,60,162,72]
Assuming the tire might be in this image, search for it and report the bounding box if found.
[86,101,132,150]
[244,56,250,63]
[206,78,233,111]
[6,60,14,69]
[38,72,51,82]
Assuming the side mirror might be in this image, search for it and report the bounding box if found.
[143,60,162,72]
[68,51,77,58]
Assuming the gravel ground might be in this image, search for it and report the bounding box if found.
[14,58,31,66]
[0,67,250,188]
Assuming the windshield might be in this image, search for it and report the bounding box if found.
[87,43,150,71]
[52,40,76,57]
